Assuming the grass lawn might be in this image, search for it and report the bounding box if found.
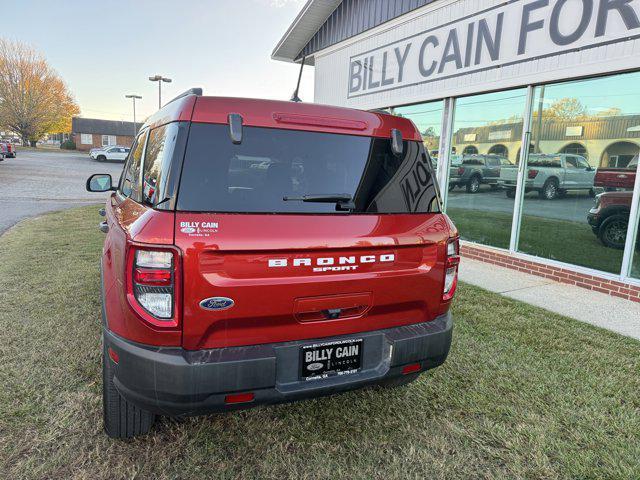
[448,207,625,274]
[1,206,639,479]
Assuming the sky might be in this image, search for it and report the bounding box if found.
[396,72,640,135]
[1,0,313,122]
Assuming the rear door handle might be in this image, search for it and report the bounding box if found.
[99,221,109,234]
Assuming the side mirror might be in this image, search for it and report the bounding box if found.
[86,173,115,192]
[391,129,403,157]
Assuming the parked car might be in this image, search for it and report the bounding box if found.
[499,153,596,200]
[86,90,458,439]
[0,142,16,159]
[594,155,638,190]
[89,146,106,155]
[587,191,634,249]
[90,145,130,162]
[449,154,511,193]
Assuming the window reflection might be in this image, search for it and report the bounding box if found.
[517,72,640,273]
[446,89,527,248]
[393,100,443,168]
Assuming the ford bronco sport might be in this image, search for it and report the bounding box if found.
[87,89,458,438]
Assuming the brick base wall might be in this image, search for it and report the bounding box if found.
[461,243,640,303]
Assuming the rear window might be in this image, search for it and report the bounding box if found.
[177,124,440,214]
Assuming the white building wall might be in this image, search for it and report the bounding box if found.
[313,0,640,109]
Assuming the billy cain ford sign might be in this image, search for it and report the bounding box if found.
[348,0,640,98]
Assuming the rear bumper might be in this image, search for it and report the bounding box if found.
[104,312,453,416]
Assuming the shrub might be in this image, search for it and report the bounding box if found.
[60,139,76,150]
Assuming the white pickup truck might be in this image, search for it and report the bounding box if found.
[498,153,596,200]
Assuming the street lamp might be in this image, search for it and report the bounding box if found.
[125,94,142,136]
[148,74,172,109]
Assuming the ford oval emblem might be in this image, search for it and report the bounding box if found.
[181,227,196,234]
[200,297,235,311]
[307,362,324,372]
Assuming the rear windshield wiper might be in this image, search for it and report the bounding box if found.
[283,193,355,211]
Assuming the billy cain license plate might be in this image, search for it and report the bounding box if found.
[300,338,363,381]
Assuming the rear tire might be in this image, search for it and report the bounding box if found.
[466,175,481,193]
[598,214,628,249]
[378,372,420,388]
[103,340,155,439]
[539,179,559,200]
[506,189,516,198]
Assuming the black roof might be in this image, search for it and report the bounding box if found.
[72,117,141,136]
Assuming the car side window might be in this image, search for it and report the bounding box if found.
[576,157,590,169]
[565,156,578,169]
[119,131,147,201]
[142,123,180,207]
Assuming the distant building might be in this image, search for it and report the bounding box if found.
[71,117,141,151]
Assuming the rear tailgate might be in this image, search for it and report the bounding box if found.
[175,213,448,350]
[594,168,636,188]
[499,165,518,184]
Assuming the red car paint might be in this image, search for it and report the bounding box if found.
[100,95,457,349]
[594,157,638,189]
[91,91,458,438]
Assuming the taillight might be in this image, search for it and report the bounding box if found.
[528,169,539,179]
[7,144,12,152]
[443,237,460,301]
[457,167,465,175]
[133,250,174,319]
[127,246,181,327]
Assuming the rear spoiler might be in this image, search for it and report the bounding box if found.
[167,88,203,105]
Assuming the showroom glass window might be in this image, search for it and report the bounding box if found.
[392,100,443,168]
[517,73,640,274]
[446,89,527,249]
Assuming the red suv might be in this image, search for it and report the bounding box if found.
[87,89,458,438]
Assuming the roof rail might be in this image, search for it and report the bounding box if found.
[167,87,203,105]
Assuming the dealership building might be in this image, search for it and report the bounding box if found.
[274,0,640,301]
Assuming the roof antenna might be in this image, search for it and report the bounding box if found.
[290,56,306,102]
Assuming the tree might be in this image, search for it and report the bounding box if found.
[543,97,588,121]
[0,39,79,146]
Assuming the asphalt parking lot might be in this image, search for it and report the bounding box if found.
[0,149,123,234]
[448,184,595,223]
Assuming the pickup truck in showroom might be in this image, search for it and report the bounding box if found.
[498,153,596,200]
[448,154,511,193]
[594,156,637,191]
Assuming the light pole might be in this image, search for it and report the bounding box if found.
[125,94,142,136]
[148,75,172,109]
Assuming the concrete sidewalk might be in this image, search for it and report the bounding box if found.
[459,258,640,341]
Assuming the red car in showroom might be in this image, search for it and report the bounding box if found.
[87,89,458,438]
